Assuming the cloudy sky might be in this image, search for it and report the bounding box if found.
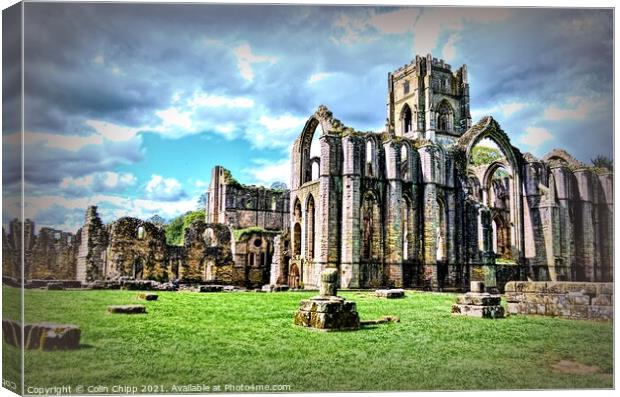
[1,3,613,232]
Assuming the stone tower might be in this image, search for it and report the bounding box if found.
[75,206,108,282]
[387,53,471,144]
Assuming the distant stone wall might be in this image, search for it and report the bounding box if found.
[504,281,613,320]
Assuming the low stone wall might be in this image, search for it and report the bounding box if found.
[504,281,613,320]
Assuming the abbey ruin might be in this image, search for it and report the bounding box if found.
[2,54,613,292]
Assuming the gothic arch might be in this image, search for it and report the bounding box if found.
[400,103,413,134]
[365,136,381,177]
[305,194,316,259]
[458,116,524,265]
[296,105,339,187]
[436,100,454,133]
[360,190,382,260]
[400,140,414,182]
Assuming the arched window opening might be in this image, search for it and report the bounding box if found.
[437,101,453,133]
[401,145,409,180]
[311,159,320,180]
[403,80,410,95]
[402,197,413,260]
[133,258,144,279]
[361,192,380,260]
[301,121,322,184]
[366,140,374,176]
[306,195,315,259]
[436,199,447,261]
[293,223,302,257]
[137,226,145,240]
[401,105,413,134]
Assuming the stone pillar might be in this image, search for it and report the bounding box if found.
[480,207,497,289]
[383,139,403,287]
[423,54,435,142]
[573,168,595,281]
[549,165,574,281]
[522,158,546,280]
[419,145,438,289]
[340,136,362,288]
[317,134,342,286]
[597,173,613,281]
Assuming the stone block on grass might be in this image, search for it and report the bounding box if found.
[108,305,146,314]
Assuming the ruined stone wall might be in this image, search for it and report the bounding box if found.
[232,231,276,288]
[505,281,613,320]
[207,165,290,231]
[3,219,78,281]
[183,221,235,283]
[105,217,167,281]
[28,228,77,279]
[76,206,108,282]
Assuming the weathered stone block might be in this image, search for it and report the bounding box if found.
[567,292,590,306]
[470,281,485,293]
[137,293,158,301]
[294,297,360,331]
[569,305,589,319]
[456,292,501,306]
[107,305,146,314]
[2,320,81,350]
[199,285,224,292]
[588,305,613,320]
[451,304,504,318]
[596,283,614,296]
[591,294,612,306]
[46,282,65,291]
[375,289,405,298]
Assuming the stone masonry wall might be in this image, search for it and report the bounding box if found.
[504,281,613,320]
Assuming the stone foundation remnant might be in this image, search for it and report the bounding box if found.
[2,320,81,350]
[137,293,158,301]
[504,281,613,320]
[451,281,504,318]
[107,305,147,314]
[375,289,406,298]
[294,268,360,331]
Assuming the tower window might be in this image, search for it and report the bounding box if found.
[403,81,410,95]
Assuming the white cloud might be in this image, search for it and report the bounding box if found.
[471,101,528,121]
[412,8,510,56]
[242,158,291,187]
[519,126,553,147]
[60,171,136,193]
[369,8,421,35]
[543,96,600,121]
[145,174,186,201]
[85,119,142,142]
[188,93,254,108]
[154,107,193,131]
[441,32,459,62]
[233,43,277,82]
[308,72,333,84]
[93,55,104,65]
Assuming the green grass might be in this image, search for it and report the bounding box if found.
[2,287,613,392]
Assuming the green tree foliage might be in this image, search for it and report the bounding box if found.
[165,209,206,246]
[591,155,613,171]
[470,146,504,166]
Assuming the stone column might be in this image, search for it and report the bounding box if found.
[573,168,595,281]
[597,172,613,281]
[383,139,403,287]
[317,134,342,286]
[340,136,362,288]
[423,54,435,142]
[550,165,574,280]
[419,145,438,289]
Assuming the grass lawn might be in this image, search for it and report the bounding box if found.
[2,287,614,392]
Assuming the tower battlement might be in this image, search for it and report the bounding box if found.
[387,53,471,144]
